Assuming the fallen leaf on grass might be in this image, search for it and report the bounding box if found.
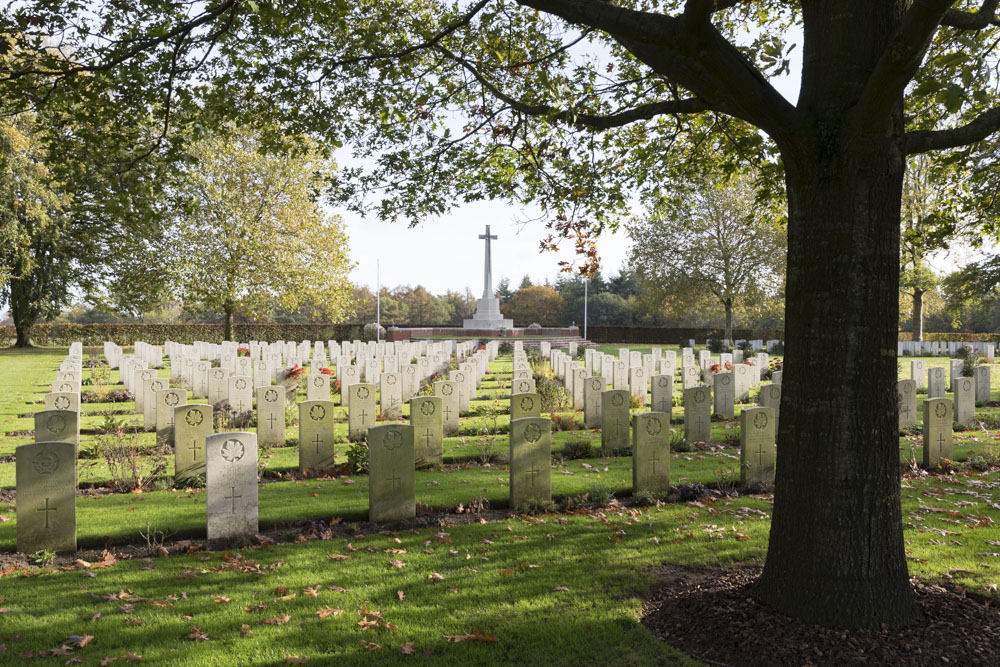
[124,653,142,662]
[359,641,381,650]
[67,635,94,648]
[100,658,118,665]
[285,655,308,664]
[214,596,230,604]
[389,560,406,569]
[553,586,570,592]
[186,626,208,641]
[329,554,351,561]
[399,642,415,655]
[303,587,320,598]
[397,590,406,601]
[65,657,85,665]
[262,615,291,626]
[428,573,445,582]
[444,628,499,643]
[316,607,343,618]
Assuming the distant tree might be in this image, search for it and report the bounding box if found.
[586,293,631,326]
[518,274,534,290]
[628,174,785,344]
[443,288,477,324]
[502,285,563,326]
[166,127,354,340]
[495,277,513,304]
[607,267,638,299]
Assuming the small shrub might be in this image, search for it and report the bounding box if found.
[632,490,657,507]
[537,377,571,412]
[498,341,513,355]
[610,446,632,457]
[675,482,707,501]
[563,439,593,460]
[516,498,557,515]
[588,482,613,506]
[769,342,785,355]
[559,494,588,511]
[671,427,692,452]
[707,338,727,354]
[965,455,992,472]
[97,430,169,493]
[347,441,369,474]
[955,346,978,378]
[629,395,643,410]
[29,549,57,566]
[550,413,578,431]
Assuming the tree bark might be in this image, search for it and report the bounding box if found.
[755,120,919,626]
[723,297,734,346]
[224,307,233,342]
[9,278,35,348]
[912,288,924,342]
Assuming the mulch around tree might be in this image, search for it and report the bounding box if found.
[642,565,1000,666]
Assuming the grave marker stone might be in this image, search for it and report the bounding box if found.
[410,396,443,466]
[974,365,991,403]
[683,387,711,443]
[381,372,403,420]
[740,407,776,487]
[897,380,917,430]
[174,404,212,482]
[434,380,460,436]
[509,417,552,509]
[511,392,542,421]
[348,383,377,441]
[34,410,78,449]
[16,441,76,553]
[922,398,952,468]
[651,374,673,413]
[299,400,337,472]
[911,360,926,390]
[601,389,630,452]
[953,376,975,425]
[368,423,415,522]
[44,392,78,413]
[206,432,258,540]
[927,367,946,399]
[583,376,604,429]
[307,374,330,402]
[155,388,187,446]
[713,372,735,419]
[256,386,286,446]
[228,376,253,414]
[632,412,671,494]
[758,383,782,432]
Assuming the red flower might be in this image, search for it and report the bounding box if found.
[320,367,334,376]
[724,361,734,370]
[287,364,306,380]
[711,363,722,373]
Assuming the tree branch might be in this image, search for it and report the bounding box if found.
[904,106,1000,153]
[438,46,712,129]
[2,0,243,81]
[941,0,1000,29]
[516,0,801,139]
[849,0,956,131]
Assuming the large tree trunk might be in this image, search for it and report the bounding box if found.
[912,288,924,342]
[224,306,233,342]
[9,278,35,348]
[723,297,734,346]
[755,122,918,626]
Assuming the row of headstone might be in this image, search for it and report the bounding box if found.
[898,340,996,361]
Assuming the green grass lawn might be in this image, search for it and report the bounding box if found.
[1,345,999,665]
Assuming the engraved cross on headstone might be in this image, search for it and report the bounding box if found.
[313,433,323,453]
[423,429,433,446]
[188,440,202,461]
[527,462,540,487]
[267,414,277,429]
[225,486,241,513]
[36,497,56,529]
[648,452,659,476]
[387,470,401,491]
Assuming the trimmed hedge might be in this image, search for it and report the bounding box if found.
[585,326,785,344]
[897,332,1000,343]
[0,323,365,347]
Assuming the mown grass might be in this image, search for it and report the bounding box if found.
[1,345,1000,666]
